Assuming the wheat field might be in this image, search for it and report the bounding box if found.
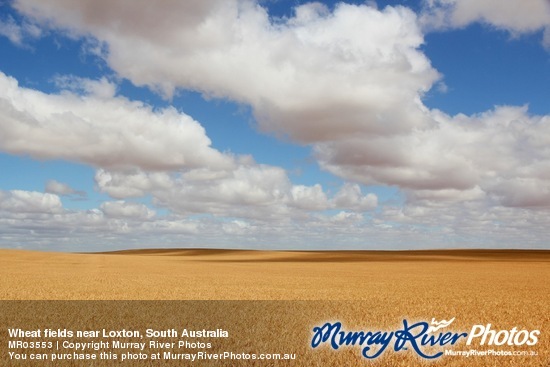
[0,248,548,366]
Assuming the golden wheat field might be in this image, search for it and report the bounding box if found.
[0,248,549,366]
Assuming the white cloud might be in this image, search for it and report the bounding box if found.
[222,220,252,235]
[332,183,378,211]
[485,177,550,208]
[0,72,232,171]
[3,0,550,249]
[0,188,548,250]
[100,201,156,219]
[97,165,292,219]
[141,219,200,236]
[94,169,173,199]
[405,186,486,206]
[317,106,550,209]
[7,0,441,199]
[95,164,378,220]
[330,211,364,223]
[11,1,550,208]
[0,192,201,250]
[12,0,439,139]
[290,184,329,211]
[0,190,63,214]
[421,0,550,43]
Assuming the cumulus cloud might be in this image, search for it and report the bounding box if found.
[330,211,364,224]
[222,220,253,235]
[11,0,439,139]
[332,183,378,211]
[0,188,377,250]
[317,105,550,209]
[421,0,550,44]
[0,190,63,214]
[0,190,200,250]
[0,190,548,251]
[0,72,232,171]
[3,0,550,249]
[290,184,329,211]
[93,170,173,199]
[379,200,550,248]
[100,201,156,219]
[9,0,550,207]
[95,164,378,220]
[7,0,443,193]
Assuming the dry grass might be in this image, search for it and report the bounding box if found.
[0,248,548,366]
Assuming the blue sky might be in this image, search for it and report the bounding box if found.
[0,0,549,251]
